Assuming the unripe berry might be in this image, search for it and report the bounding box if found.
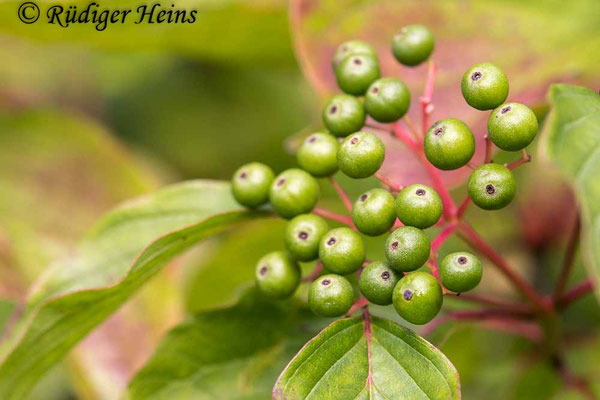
[391,25,435,67]
[393,271,443,325]
[332,40,377,69]
[395,184,442,229]
[284,214,329,262]
[323,95,366,137]
[424,118,475,171]
[359,261,400,305]
[337,131,385,179]
[231,162,274,208]
[255,251,300,299]
[269,169,320,219]
[336,54,381,96]
[488,102,538,151]
[468,163,516,210]
[297,132,339,177]
[309,274,354,317]
[352,188,396,236]
[439,252,482,293]
[364,78,411,123]
[319,227,365,274]
[461,62,509,111]
[385,226,430,272]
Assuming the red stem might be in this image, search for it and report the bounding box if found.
[447,292,531,313]
[328,176,353,212]
[392,121,418,151]
[431,223,458,254]
[484,134,493,164]
[456,196,472,219]
[417,151,457,219]
[556,279,594,310]
[347,296,369,316]
[302,261,323,282]
[458,222,551,313]
[553,215,581,302]
[505,150,532,170]
[420,60,437,134]
[375,172,403,192]
[313,207,356,229]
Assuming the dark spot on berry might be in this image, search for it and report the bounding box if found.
[434,126,444,136]
[381,271,390,280]
[298,231,308,240]
[308,136,317,143]
[329,105,338,114]
[350,137,359,145]
[471,71,482,81]
[403,289,413,301]
[322,279,331,286]
[277,178,285,187]
[416,188,426,196]
[390,241,399,250]
[371,87,379,94]
[353,57,362,65]
[259,265,268,276]
[458,256,468,265]
[327,237,336,246]
[239,172,247,179]
[360,194,368,202]
[485,184,496,195]
[501,106,512,114]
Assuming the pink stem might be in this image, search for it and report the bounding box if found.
[313,207,356,229]
[375,172,403,192]
[505,150,532,170]
[458,222,551,313]
[556,279,594,310]
[420,60,437,134]
[302,261,324,282]
[431,223,458,254]
[417,151,457,219]
[392,121,418,151]
[346,296,369,316]
[447,292,531,313]
[328,176,353,212]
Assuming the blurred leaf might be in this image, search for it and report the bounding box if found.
[183,218,287,313]
[0,109,160,280]
[0,0,293,66]
[290,0,600,188]
[274,316,460,399]
[0,181,267,400]
[0,300,14,336]
[126,289,324,400]
[109,62,313,178]
[539,84,600,301]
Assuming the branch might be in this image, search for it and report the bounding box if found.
[313,207,356,229]
[346,296,369,316]
[392,121,419,151]
[457,222,551,313]
[446,292,532,314]
[374,173,403,193]
[484,134,494,163]
[302,261,323,282]
[328,176,353,212]
[556,279,594,310]
[505,149,532,170]
[553,215,580,302]
[456,196,472,219]
[420,60,437,135]
[417,151,458,219]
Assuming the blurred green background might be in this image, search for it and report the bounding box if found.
[0,0,599,399]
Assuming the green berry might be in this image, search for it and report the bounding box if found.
[255,251,300,299]
[297,132,340,177]
[391,25,435,67]
[269,169,320,219]
[337,131,385,179]
[439,252,482,293]
[488,102,538,151]
[468,163,516,210]
[393,271,443,325]
[395,184,442,229]
[461,62,509,111]
[319,227,365,274]
[359,261,400,305]
[335,54,381,96]
[284,214,329,262]
[231,162,274,208]
[323,95,366,137]
[309,274,354,317]
[424,118,475,170]
[364,78,411,123]
[385,226,430,272]
[352,188,396,236]
[332,40,377,69]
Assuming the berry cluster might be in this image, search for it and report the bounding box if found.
[231,24,537,325]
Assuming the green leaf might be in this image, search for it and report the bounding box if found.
[0,181,266,400]
[274,315,460,399]
[540,84,600,300]
[126,290,324,400]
